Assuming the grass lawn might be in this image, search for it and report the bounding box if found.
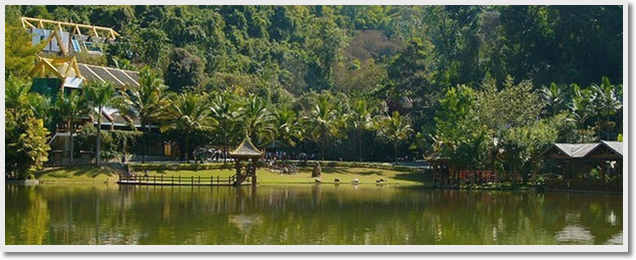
[35,166,120,183]
[35,165,429,185]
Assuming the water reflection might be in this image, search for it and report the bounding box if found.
[5,184,623,245]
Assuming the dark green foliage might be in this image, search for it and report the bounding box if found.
[5,5,623,171]
[6,78,51,179]
[165,48,206,92]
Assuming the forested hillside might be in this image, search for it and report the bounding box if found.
[5,6,623,178]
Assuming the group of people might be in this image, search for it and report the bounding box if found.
[266,159,298,174]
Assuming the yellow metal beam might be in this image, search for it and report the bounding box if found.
[53,30,68,55]
[20,17,120,39]
[29,56,83,79]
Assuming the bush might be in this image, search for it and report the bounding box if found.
[129,163,235,172]
[128,160,419,173]
[288,160,415,172]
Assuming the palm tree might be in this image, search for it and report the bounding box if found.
[569,85,597,142]
[55,90,89,166]
[209,91,242,162]
[6,77,50,122]
[539,83,567,116]
[242,95,275,146]
[117,68,170,163]
[273,104,301,147]
[85,81,117,166]
[591,77,622,140]
[376,111,414,164]
[303,92,345,160]
[161,91,215,162]
[349,99,375,161]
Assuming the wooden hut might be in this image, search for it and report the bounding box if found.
[229,136,263,187]
[541,141,623,191]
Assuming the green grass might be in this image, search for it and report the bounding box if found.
[35,165,429,185]
[139,166,426,185]
[35,166,119,183]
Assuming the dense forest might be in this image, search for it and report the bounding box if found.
[5,6,623,180]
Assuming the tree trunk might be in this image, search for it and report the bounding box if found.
[185,133,190,163]
[69,117,74,166]
[143,124,150,163]
[122,137,127,163]
[223,126,227,163]
[320,136,325,161]
[394,143,398,165]
[358,129,363,162]
[607,113,611,140]
[95,109,102,166]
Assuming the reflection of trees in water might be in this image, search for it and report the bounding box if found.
[5,185,624,245]
[6,185,50,245]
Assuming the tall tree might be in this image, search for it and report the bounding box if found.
[5,16,42,79]
[349,99,376,161]
[273,104,301,147]
[85,81,117,166]
[55,91,89,166]
[591,77,622,141]
[5,78,51,179]
[569,84,598,143]
[375,111,414,164]
[161,91,215,162]
[165,48,206,92]
[117,68,170,163]
[209,90,242,162]
[242,95,275,146]
[539,83,568,117]
[433,85,486,175]
[302,92,346,160]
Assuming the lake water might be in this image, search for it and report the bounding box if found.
[5,184,623,245]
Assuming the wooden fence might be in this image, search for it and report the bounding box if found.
[118,174,242,186]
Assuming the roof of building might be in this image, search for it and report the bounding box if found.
[229,137,263,158]
[30,56,140,89]
[601,141,623,156]
[78,63,139,88]
[542,141,623,159]
[552,143,600,158]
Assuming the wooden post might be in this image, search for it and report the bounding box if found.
[600,161,607,183]
[252,157,257,187]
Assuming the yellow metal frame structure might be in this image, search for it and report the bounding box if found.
[21,17,121,40]
[29,55,82,81]
[38,29,69,55]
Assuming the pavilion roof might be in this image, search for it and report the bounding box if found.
[229,136,263,158]
[541,141,623,159]
[600,141,623,156]
[552,143,599,158]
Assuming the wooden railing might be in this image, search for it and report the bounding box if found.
[118,174,243,186]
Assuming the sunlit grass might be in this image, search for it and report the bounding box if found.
[35,166,118,183]
[35,165,428,185]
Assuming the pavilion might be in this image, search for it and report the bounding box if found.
[229,136,263,187]
[540,141,623,191]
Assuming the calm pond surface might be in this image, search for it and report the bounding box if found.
[5,184,623,245]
